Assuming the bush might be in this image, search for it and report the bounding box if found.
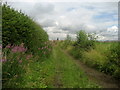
[69,30,95,59]
[107,42,120,79]
[74,30,95,50]
[2,4,48,53]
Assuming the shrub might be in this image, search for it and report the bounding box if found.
[2,4,49,53]
[107,42,120,79]
[69,30,95,59]
[74,30,95,50]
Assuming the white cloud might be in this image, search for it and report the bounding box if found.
[3,0,119,2]
[96,25,118,41]
[3,1,118,40]
[107,26,118,32]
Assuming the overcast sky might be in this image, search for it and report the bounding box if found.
[3,0,119,41]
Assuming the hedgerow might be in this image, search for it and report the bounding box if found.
[2,4,53,87]
[2,4,48,53]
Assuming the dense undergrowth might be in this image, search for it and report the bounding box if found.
[60,31,120,80]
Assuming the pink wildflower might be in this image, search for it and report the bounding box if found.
[19,60,22,63]
[11,44,27,53]
[11,46,19,53]
[6,44,11,48]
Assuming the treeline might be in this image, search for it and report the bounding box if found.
[60,30,120,80]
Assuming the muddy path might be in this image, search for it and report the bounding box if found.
[63,49,120,88]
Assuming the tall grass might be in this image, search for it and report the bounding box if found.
[65,42,120,80]
[61,30,120,80]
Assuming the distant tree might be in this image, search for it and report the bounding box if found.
[66,34,71,41]
[75,30,88,47]
[74,30,95,50]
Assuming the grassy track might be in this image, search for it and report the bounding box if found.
[19,44,100,88]
[53,45,100,88]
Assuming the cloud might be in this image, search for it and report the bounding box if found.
[3,0,119,2]
[29,3,55,19]
[3,0,118,40]
[96,26,118,41]
[38,19,56,27]
[107,26,118,32]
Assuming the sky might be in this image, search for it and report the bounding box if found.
[3,0,119,41]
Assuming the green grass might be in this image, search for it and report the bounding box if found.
[4,44,100,88]
[52,45,100,88]
[22,56,55,88]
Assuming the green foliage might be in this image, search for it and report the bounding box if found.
[2,4,48,53]
[109,42,120,67]
[80,42,120,80]
[2,48,28,87]
[106,42,120,79]
[2,4,53,88]
[70,46,83,59]
[74,30,95,50]
[69,30,95,59]
[64,38,120,81]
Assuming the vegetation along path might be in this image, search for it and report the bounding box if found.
[21,44,119,88]
[63,49,120,88]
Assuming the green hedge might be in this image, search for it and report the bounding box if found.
[2,4,48,53]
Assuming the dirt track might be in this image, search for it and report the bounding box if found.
[63,50,120,88]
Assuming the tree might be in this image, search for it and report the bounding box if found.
[74,30,95,50]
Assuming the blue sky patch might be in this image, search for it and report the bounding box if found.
[93,12,118,22]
